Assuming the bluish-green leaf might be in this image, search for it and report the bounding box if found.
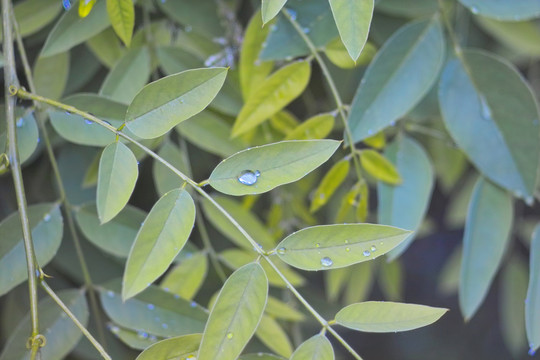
[209,140,339,196]
[136,334,201,360]
[34,52,70,100]
[335,301,447,332]
[0,290,88,360]
[459,178,513,320]
[378,136,434,260]
[156,0,224,38]
[161,252,208,300]
[255,315,293,358]
[290,334,334,360]
[97,142,139,224]
[123,188,196,300]
[100,281,207,337]
[157,46,202,75]
[100,47,152,104]
[87,27,125,68]
[348,16,445,142]
[125,68,228,139]
[106,0,134,46]
[198,263,268,360]
[0,203,63,296]
[438,49,540,200]
[376,0,438,18]
[459,0,540,20]
[75,202,145,258]
[329,0,374,61]
[261,0,288,25]
[152,141,191,196]
[41,0,110,57]
[3,0,62,39]
[276,224,411,271]
[265,296,305,321]
[526,224,540,353]
[0,107,39,164]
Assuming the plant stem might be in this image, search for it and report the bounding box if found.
[13,87,364,359]
[11,12,108,348]
[2,2,41,358]
[41,282,112,360]
[282,8,364,182]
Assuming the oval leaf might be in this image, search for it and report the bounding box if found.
[106,0,134,46]
[125,68,228,139]
[329,0,374,61]
[276,224,412,271]
[255,315,293,358]
[97,142,139,224]
[360,149,401,184]
[459,178,513,320]
[161,252,208,300]
[198,263,268,360]
[459,0,540,20]
[310,159,350,213]
[34,52,70,100]
[136,334,202,360]
[335,301,447,332]
[348,16,445,142]
[0,203,63,296]
[284,113,335,141]
[261,0,288,24]
[123,188,196,300]
[526,224,540,353]
[438,49,540,200]
[377,136,434,260]
[209,140,340,196]
[232,61,311,137]
[290,334,334,360]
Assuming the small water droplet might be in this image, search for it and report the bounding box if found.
[190,301,197,308]
[136,161,140,165]
[370,245,377,252]
[237,170,261,185]
[302,27,310,34]
[149,335,158,341]
[107,290,115,298]
[270,24,277,32]
[43,214,51,222]
[108,325,119,333]
[147,304,155,310]
[363,250,370,257]
[137,331,149,339]
[62,0,71,10]
[186,355,196,360]
[288,9,297,20]
[277,247,286,255]
[227,332,234,339]
[344,240,349,244]
[321,257,333,267]
[161,323,168,329]
[16,118,24,127]
[525,197,534,206]
[470,5,479,14]
[174,294,180,299]
[367,129,373,135]
[345,247,350,252]
[529,347,537,356]
[315,243,320,248]
[85,119,93,125]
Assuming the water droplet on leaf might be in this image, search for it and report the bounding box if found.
[321,257,333,267]
[363,250,370,257]
[370,245,377,252]
[85,119,93,125]
[227,332,234,339]
[62,0,71,10]
[237,170,261,185]
[137,331,149,339]
[16,118,24,128]
[277,247,286,255]
[147,304,155,310]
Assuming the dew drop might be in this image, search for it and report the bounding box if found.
[237,170,261,185]
[362,250,370,257]
[174,294,180,299]
[62,0,71,10]
[147,304,155,310]
[16,118,24,128]
[288,9,297,20]
[321,257,333,267]
[43,214,51,222]
[108,325,119,333]
[190,301,197,308]
[161,323,168,329]
[370,245,377,252]
[277,247,286,255]
[367,129,373,135]
[270,24,277,32]
[470,5,479,14]
[345,247,350,252]
[137,331,149,339]
[107,290,115,298]
[227,332,234,339]
[186,355,196,360]
[315,243,320,248]
[529,347,537,356]
[302,27,310,34]
[85,119,93,125]
[149,335,157,341]
[525,197,534,206]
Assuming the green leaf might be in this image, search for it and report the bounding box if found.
[438,49,540,200]
[325,38,376,69]
[136,334,201,360]
[325,268,350,302]
[500,256,528,357]
[0,203,63,296]
[526,224,540,353]
[276,224,411,271]
[378,260,404,301]
[437,245,462,296]
[49,94,127,146]
[125,68,228,139]
[377,136,434,260]
[6,0,62,38]
[161,252,208,300]
[201,196,276,250]
[376,0,438,17]
[100,47,152,104]
[360,149,401,185]
[123,188,196,300]
[232,61,311,137]
[290,334,334,360]
[344,263,374,304]
[329,0,374,61]
[265,296,305,322]
[0,107,39,164]
[284,113,335,141]
[86,27,125,68]
[240,11,274,98]
[310,159,350,213]
[108,323,162,350]
[41,0,110,57]
[259,0,338,61]
[261,0,288,25]
[459,178,513,320]
[97,142,139,224]
[255,315,293,358]
[34,52,70,100]
[198,263,268,360]
[106,0,134,46]
[348,16,445,142]
[75,202,145,258]
[209,140,339,196]
[176,110,247,158]
[152,141,191,196]
[240,354,286,360]
[459,0,540,20]
[100,281,207,337]
[156,0,224,38]
[0,290,88,360]
[335,301,447,332]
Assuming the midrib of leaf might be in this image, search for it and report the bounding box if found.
[341,310,445,328]
[112,0,132,37]
[284,233,407,253]
[102,145,122,214]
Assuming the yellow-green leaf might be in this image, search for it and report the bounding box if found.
[290,334,334,360]
[285,113,335,141]
[261,0,288,25]
[136,334,201,360]
[34,52,70,100]
[310,159,350,212]
[325,38,376,69]
[526,224,540,353]
[107,0,134,46]
[79,0,96,18]
[97,142,139,224]
[360,149,401,184]
[198,263,268,360]
[255,315,293,358]
[161,252,208,300]
[232,61,311,137]
[265,296,305,322]
[363,130,386,149]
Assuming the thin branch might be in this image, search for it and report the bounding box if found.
[2,1,41,358]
